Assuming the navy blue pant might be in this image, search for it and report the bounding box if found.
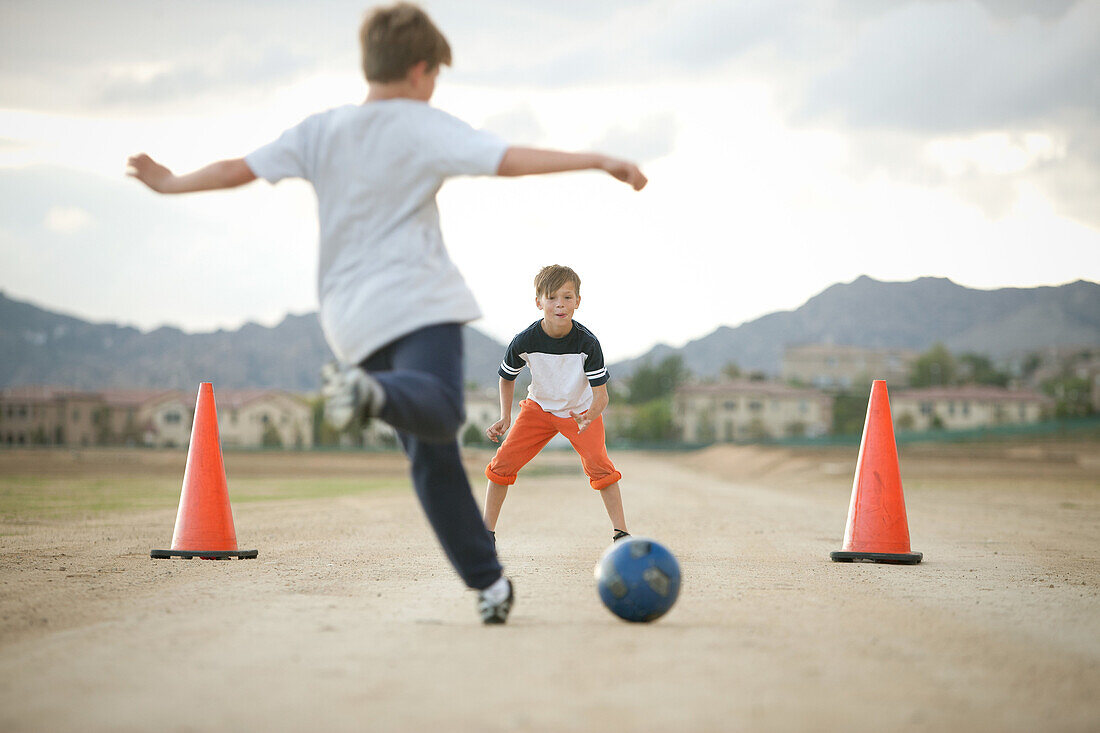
[359,323,502,590]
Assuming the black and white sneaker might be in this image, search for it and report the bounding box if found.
[612,529,631,542]
[321,362,384,430]
[477,576,513,625]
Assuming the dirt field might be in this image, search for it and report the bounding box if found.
[1,441,1098,732]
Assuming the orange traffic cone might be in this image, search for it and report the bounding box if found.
[830,380,922,564]
[151,383,257,560]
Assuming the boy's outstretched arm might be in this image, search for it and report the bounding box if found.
[486,377,517,443]
[497,148,647,191]
[127,154,257,194]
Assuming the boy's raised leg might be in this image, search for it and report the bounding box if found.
[599,481,628,535]
[483,480,509,531]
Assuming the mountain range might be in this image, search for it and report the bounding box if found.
[2,276,1097,391]
[614,276,1100,378]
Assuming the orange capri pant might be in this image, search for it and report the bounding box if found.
[486,399,622,491]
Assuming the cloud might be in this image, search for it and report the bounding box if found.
[798,1,1100,132]
[43,206,94,234]
[974,0,1080,21]
[589,112,678,163]
[1032,121,1100,226]
[2,0,1098,234]
[923,132,1062,177]
[645,0,805,68]
[481,105,545,145]
[93,45,317,110]
[790,1,1100,227]
[441,0,806,89]
[830,122,1100,227]
[0,1,345,114]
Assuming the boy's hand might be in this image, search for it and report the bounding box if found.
[126,155,254,193]
[127,153,175,193]
[600,157,647,191]
[486,417,511,443]
[571,410,593,433]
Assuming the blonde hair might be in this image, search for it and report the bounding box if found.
[534,265,581,299]
[359,3,452,83]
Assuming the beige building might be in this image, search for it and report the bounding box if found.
[214,390,313,449]
[890,386,1049,431]
[782,344,916,389]
[0,386,101,447]
[97,389,192,447]
[0,386,314,449]
[673,381,833,443]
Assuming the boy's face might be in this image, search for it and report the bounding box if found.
[536,283,580,327]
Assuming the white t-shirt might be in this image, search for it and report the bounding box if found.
[498,320,609,417]
[245,100,508,365]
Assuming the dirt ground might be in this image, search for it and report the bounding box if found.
[1,441,1098,732]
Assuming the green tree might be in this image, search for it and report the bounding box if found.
[461,423,487,446]
[1043,375,1093,418]
[957,353,1009,386]
[910,343,956,387]
[607,380,629,404]
[310,397,326,444]
[625,400,676,443]
[627,355,687,404]
[262,422,283,448]
[721,362,742,380]
[831,390,869,435]
[1020,352,1043,380]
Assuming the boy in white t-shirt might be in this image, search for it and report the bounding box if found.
[126,2,646,625]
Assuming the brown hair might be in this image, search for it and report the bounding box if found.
[534,265,582,299]
[359,3,452,83]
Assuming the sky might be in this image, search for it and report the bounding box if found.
[1,0,1098,362]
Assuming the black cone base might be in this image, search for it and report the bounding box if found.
[151,549,258,560]
[830,550,922,565]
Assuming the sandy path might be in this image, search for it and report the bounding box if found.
[1,447,1098,732]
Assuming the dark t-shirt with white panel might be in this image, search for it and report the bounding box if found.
[498,320,609,418]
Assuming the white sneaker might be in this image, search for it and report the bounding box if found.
[321,362,384,430]
[477,576,513,625]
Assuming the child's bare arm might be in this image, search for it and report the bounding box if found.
[486,377,517,443]
[572,384,610,433]
[127,154,257,194]
[496,147,647,191]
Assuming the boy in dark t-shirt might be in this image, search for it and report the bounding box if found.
[484,265,629,544]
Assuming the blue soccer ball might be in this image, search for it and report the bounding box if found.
[595,537,681,622]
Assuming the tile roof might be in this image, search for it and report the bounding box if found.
[676,380,829,398]
[893,386,1049,403]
